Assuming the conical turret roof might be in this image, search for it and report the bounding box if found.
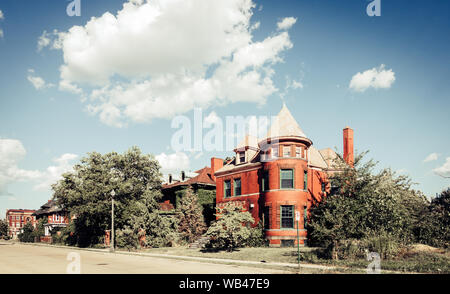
[264,103,308,140]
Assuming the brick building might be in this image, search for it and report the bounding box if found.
[33,200,69,242]
[214,104,354,247]
[161,159,223,224]
[5,209,36,239]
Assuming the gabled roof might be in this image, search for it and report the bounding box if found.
[308,146,328,169]
[162,166,216,189]
[33,200,64,216]
[263,103,308,140]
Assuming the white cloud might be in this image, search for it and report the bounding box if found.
[33,153,78,191]
[423,152,439,163]
[37,30,65,51]
[433,157,450,178]
[155,152,190,173]
[27,69,54,90]
[0,139,42,194]
[277,17,297,30]
[0,138,78,194]
[349,64,396,92]
[50,0,294,127]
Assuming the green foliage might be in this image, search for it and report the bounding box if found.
[308,151,432,259]
[18,223,35,243]
[0,219,8,237]
[175,188,216,225]
[243,222,267,247]
[204,203,256,252]
[196,189,216,226]
[415,188,450,248]
[53,146,178,248]
[177,186,206,244]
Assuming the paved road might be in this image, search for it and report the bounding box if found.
[0,242,289,274]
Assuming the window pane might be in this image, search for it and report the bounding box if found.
[262,171,269,191]
[280,169,293,189]
[283,146,290,157]
[281,205,294,229]
[296,147,302,158]
[239,152,245,163]
[272,146,278,158]
[304,171,308,190]
[224,180,231,198]
[263,207,270,230]
[234,178,241,196]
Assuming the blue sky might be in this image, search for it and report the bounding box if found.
[0,0,449,217]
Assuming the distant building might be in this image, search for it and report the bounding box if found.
[214,104,354,247]
[5,209,36,239]
[33,200,69,241]
[161,158,223,224]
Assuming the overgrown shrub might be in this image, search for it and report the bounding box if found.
[204,203,256,252]
[18,223,35,243]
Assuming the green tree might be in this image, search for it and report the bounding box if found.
[0,219,8,237]
[18,223,35,243]
[53,146,178,248]
[31,217,47,241]
[308,151,428,259]
[415,188,450,248]
[205,202,256,252]
[177,186,207,244]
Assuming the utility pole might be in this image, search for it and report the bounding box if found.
[295,210,300,269]
[110,189,115,252]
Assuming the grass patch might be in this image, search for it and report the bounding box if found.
[143,245,450,274]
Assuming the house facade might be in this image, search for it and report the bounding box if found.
[5,209,36,239]
[33,200,69,241]
[214,104,354,247]
[161,158,223,224]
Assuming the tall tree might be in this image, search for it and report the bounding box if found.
[53,146,177,248]
[177,186,206,243]
[308,151,429,258]
[0,219,8,237]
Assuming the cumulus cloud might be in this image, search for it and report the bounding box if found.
[0,139,42,194]
[433,157,450,178]
[48,0,294,127]
[277,17,297,30]
[423,152,439,163]
[349,64,396,92]
[155,152,190,173]
[27,69,54,90]
[33,153,78,191]
[0,138,78,194]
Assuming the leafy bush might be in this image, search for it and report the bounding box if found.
[204,203,256,252]
[18,223,35,243]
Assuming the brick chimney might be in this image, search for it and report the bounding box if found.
[343,126,354,167]
[210,157,223,182]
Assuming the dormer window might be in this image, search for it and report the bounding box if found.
[239,152,245,164]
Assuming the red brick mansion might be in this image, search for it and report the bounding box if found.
[214,104,354,247]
